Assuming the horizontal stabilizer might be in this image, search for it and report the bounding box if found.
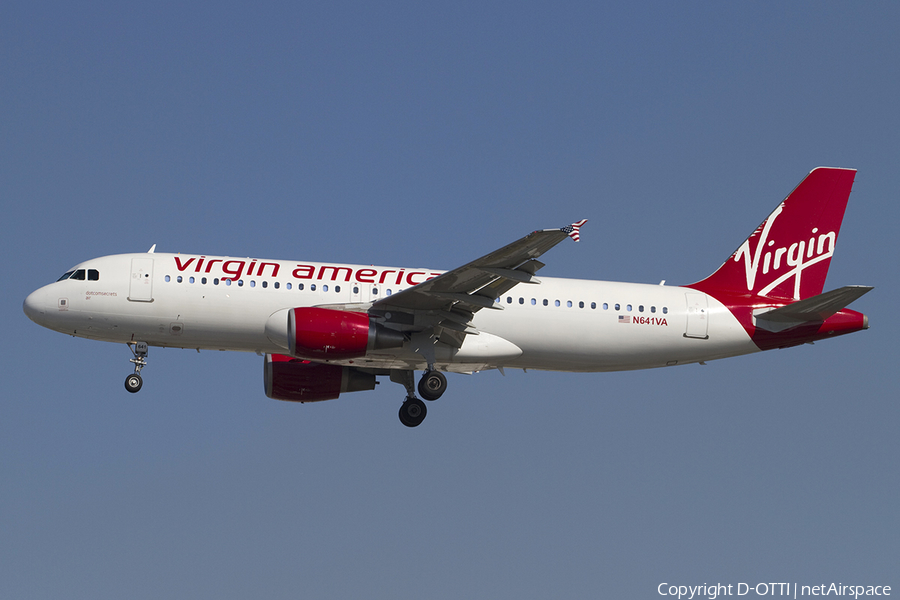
[754,285,872,332]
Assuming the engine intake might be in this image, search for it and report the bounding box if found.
[264,354,377,402]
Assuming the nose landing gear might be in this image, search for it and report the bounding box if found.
[125,341,148,393]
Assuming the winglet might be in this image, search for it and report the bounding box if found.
[561,219,588,242]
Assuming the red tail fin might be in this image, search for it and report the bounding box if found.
[691,167,856,300]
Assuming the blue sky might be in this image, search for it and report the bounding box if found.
[2,2,897,598]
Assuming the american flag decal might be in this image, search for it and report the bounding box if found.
[618,315,631,324]
[560,219,588,242]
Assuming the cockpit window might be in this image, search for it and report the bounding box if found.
[57,269,100,281]
[57,268,100,282]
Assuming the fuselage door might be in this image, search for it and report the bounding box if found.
[684,292,709,339]
[129,258,154,302]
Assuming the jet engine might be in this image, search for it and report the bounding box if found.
[264,353,377,402]
[265,307,406,360]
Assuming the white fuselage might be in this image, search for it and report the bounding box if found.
[24,252,759,373]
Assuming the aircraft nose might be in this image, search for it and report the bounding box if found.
[23,288,49,324]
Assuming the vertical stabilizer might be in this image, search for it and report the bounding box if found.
[690,167,856,300]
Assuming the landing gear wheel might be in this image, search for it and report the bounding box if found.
[399,398,427,427]
[125,373,143,393]
[126,342,149,393]
[418,371,447,401]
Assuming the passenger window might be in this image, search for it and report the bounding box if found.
[614,303,620,310]
[354,286,359,294]
[201,277,207,284]
[262,281,267,288]
[298,283,304,290]
[177,276,183,283]
[579,301,584,308]
[249,281,256,288]
[543,299,548,306]
[286,282,291,290]
[214,278,219,285]
[335,285,340,293]
[663,307,668,314]
[310,284,316,291]
[387,289,393,296]
[567,301,573,308]
[165,275,171,282]
[627,304,632,311]
[639,305,644,312]
[274,282,279,289]
[603,303,608,310]
[554,300,560,307]
[238,280,244,287]
[531,298,536,305]
[323,285,328,292]
[519,297,524,304]
[507,296,512,304]
[591,302,597,309]
[88,269,100,281]
[225,279,232,286]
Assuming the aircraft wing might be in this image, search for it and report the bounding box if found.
[370,220,586,317]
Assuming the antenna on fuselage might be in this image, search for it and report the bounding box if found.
[147,244,156,253]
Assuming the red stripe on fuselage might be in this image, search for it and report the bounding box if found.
[688,286,867,350]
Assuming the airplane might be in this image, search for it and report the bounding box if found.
[23,167,871,427]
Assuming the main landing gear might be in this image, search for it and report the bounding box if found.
[399,397,427,428]
[125,341,148,393]
[391,369,448,427]
[418,370,447,401]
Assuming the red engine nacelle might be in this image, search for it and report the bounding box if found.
[287,307,405,359]
[264,353,377,403]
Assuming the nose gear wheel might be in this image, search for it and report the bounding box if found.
[125,342,149,394]
[125,373,143,393]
